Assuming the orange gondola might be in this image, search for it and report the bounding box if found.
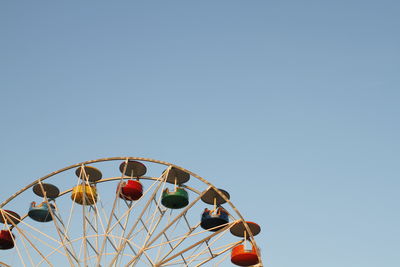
[231,244,259,266]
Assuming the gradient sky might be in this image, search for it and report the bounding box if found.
[1,1,399,266]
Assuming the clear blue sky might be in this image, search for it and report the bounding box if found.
[1,1,399,266]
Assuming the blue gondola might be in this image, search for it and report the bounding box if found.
[201,207,229,231]
[28,202,55,222]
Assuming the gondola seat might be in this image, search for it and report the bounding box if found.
[71,185,97,205]
[231,244,259,266]
[28,202,55,222]
[200,207,229,231]
[0,230,14,250]
[161,187,189,209]
[118,180,143,201]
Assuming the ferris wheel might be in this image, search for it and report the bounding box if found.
[0,157,262,266]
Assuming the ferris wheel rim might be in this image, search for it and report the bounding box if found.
[0,156,262,266]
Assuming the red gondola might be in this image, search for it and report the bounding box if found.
[117,180,143,201]
[0,230,14,250]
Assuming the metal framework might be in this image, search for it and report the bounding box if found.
[0,157,262,266]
